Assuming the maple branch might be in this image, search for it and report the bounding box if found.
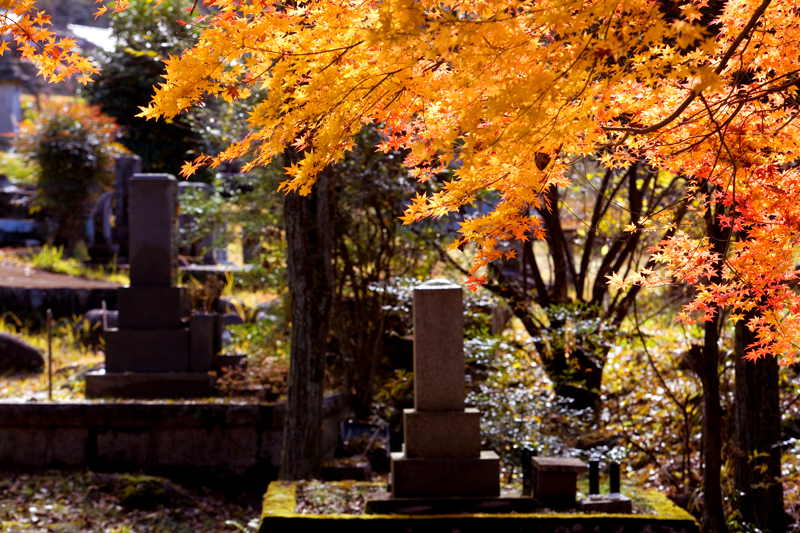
[577,167,614,297]
[602,0,773,137]
[609,199,688,327]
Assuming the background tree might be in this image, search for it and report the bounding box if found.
[81,0,204,177]
[443,161,687,409]
[326,125,440,419]
[15,102,125,251]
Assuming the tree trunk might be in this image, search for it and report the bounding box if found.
[694,184,728,533]
[734,316,784,533]
[695,319,726,533]
[280,161,334,481]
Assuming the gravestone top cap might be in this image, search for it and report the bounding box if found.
[417,279,461,290]
[532,456,588,472]
[131,173,176,181]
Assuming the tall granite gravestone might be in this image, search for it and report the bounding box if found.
[85,174,216,399]
[390,279,500,498]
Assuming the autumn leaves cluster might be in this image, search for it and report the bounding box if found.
[9,0,800,362]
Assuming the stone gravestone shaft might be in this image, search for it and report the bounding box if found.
[85,173,216,399]
[413,280,465,411]
[105,174,188,374]
[129,174,178,287]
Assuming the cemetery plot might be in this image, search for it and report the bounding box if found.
[259,480,700,533]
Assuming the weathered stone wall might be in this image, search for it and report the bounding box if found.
[0,394,345,492]
[0,287,118,325]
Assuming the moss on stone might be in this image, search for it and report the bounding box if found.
[262,481,297,518]
[259,480,699,533]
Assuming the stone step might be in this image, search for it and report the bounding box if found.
[118,286,187,329]
[403,408,482,458]
[105,329,189,373]
[391,450,500,498]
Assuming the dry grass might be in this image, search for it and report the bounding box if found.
[0,315,102,401]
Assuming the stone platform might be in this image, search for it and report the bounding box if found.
[365,494,539,515]
[85,371,215,399]
[0,394,345,493]
[258,481,701,533]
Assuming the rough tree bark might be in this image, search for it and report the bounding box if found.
[694,319,726,533]
[279,152,334,481]
[691,181,728,533]
[734,314,785,533]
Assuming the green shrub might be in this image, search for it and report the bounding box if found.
[15,101,126,250]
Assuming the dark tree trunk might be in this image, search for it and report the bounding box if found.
[280,159,334,481]
[693,182,728,533]
[694,318,726,533]
[734,316,784,533]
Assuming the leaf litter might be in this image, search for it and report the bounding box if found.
[0,470,261,532]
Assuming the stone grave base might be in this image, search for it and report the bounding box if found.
[85,371,215,399]
[260,481,700,533]
[365,495,539,515]
[580,494,633,513]
[0,395,345,494]
[390,450,500,498]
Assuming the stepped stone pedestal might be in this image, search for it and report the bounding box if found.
[85,174,215,399]
[389,279,499,499]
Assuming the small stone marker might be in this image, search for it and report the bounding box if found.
[580,461,633,514]
[531,456,587,508]
[589,459,600,495]
[390,279,500,499]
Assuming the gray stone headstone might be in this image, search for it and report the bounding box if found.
[390,279,500,499]
[412,279,465,411]
[129,174,178,287]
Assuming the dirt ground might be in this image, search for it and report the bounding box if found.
[0,470,262,533]
[0,265,120,290]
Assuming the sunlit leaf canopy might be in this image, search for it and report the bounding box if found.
[10,0,800,362]
[0,0,103,82]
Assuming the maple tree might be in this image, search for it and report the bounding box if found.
[128,0,800,368]
[126,2,800,522]
[11,0,799,523]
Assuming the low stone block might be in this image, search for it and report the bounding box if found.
[85,371,215,399]
[391,450,500,498]
[228,428,259,471]
[189,314,215,372]
[403,408,481,458]
[118,287,186,329]
[580,494,633,514]
[531,457,587,508]
[0,428,44,466]
[258,430,283,468]
[153,427,225,468]
[105,329,190,373]
[48,428,88,467]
